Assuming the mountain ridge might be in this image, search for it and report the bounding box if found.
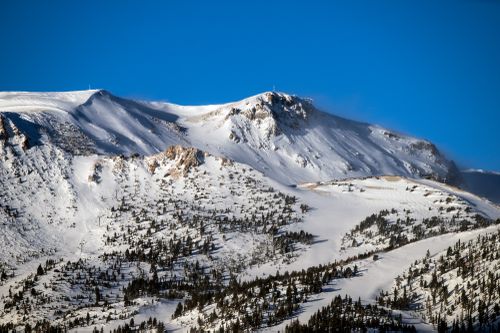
[0,90,461,186]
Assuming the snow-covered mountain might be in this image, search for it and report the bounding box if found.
[0,89,498,332]
[461,169,500,204]
[0,90,460,185]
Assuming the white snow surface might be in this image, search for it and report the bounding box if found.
[0,90,498,332]
[0,90,458,185]
[241,176,500,280]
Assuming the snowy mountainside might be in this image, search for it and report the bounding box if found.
[379,229,500,331]
[0,90,186,156]
[171,176,500,332]
[1,131,498,331]
[0,90,460,185]
[0,141,310,330]
[175,92,460,185]
[230,176,500,282]
[1,89,499,332]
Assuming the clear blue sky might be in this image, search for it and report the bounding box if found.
[1,1,499,170]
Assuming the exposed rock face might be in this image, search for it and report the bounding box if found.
[0,115,6,142]
[145,145,234,178]
[143,145,206,177]
[228,130,241,143]
[405,140,462,185]
[147,159,159,174]
[410,141,439,156]
[0,114,31,151]
[20,136,30,151]
[165,145,204,172]
[219,92,316,147]
[262,92,313,128]
[383,131,401,140]
[111,155,127,175]
[219,156,233,167]
[88,161,103,183]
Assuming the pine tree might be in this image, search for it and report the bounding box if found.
[95,286,101,305]
[36,264,44,276]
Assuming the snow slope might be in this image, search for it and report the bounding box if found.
[0,90,186,156]
[171,174,500,331]
[238,175,500,280]
[1,89,498,332]
[0,133,498,331]
[270,225,499,333]
[0,90,460,185]
[172,92,460,185]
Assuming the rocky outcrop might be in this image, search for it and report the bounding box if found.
[0,114,30,151]
[221,92,316,145]
[145,145,206,177]
[0,115,6,142]
[410,141,439,156]
[165,145,204,172]
[88,160,103,183]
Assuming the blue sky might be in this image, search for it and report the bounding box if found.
[1,0,499,170]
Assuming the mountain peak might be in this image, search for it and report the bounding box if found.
[244,91,314,112]
[0,89,102,114]
[0,89,461,185]
[221,91,315,135]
